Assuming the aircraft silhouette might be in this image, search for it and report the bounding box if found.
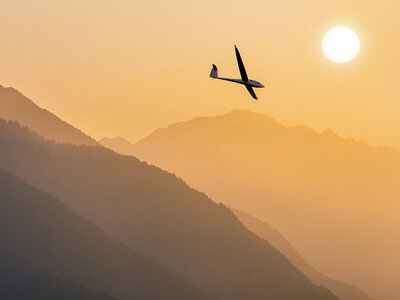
[210,45,264,100]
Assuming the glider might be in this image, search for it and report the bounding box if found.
[210,45,264,100]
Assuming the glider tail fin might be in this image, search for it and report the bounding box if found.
[210,64,218,78]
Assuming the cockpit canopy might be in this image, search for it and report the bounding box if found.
[250,80,260,84]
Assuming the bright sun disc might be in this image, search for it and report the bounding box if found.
[323,27,360,63]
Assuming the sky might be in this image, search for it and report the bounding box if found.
[1,0,399,149]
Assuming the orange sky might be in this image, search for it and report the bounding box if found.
[1,0,399,149]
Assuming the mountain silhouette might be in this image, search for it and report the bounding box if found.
[0,85,97,146]
[0,118,338,300]
[0,166,210,300]
[132,109,400,300]
[0,264,115,300]
[232,208,373,300]
[100,133,372,300]
[99,136,136,155]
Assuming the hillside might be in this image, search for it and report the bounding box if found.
[232,208,372,300]
[99,136,136,155]
[0,167,209,300]
[132,109,400,300]
[0,119,338,300]
[0,85,98,146]
[0,264,115,300]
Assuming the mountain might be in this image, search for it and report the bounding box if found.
[99,136,135,155]
[0,119,338,300]
[0,166,209,300]
[0,264,115,300]
[232,208,372,300]
[0,85,98,146]
[85,130,374,300]
[132,109,400,300]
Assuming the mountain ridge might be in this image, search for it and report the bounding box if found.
[0,84,98,146]
[0,118,338,300]
[232,207,373,300]
[131,109,400,300]
[138,109,398,153]
[0,165,209,300]
[99,136,136,155]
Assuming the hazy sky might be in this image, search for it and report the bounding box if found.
[1,0,399,149]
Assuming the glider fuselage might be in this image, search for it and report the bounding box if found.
[214,77,264,88]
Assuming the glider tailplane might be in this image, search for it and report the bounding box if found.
[210,64,218,78]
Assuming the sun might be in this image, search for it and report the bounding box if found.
[322,27,360,63]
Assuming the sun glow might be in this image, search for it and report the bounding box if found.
[322,27,360,63]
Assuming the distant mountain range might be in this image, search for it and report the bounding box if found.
[0,117,338,300]
[0,85,97,146]
[95,132,374,300]
[0,167,208,300]
[100,133,373,300]
[131,109,400,300]
[2,84,390,300]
